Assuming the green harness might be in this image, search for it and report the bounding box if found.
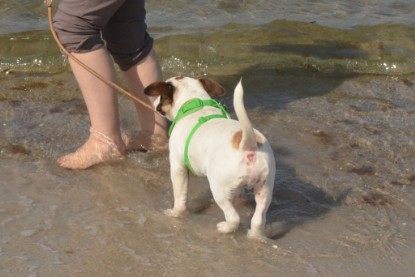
[168,98,231,174]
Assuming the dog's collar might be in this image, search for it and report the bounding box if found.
[168,98,230,136]
[169,98,230,174]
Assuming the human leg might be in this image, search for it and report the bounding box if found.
[53,0,130,169]
[54,0,167,170]
[121,50,169,152]
[102,0,168,151]
[57,47,126,169]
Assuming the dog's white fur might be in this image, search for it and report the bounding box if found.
[144,76,276,240]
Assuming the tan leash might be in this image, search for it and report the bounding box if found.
[45,0,156,112]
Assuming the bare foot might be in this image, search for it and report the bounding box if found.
[57,128,125,170]
[122,130,168,152]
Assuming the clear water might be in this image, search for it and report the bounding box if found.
[1,0,415,276]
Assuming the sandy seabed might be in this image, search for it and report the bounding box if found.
[1,71,415,276]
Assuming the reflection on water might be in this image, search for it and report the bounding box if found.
[1,0,415,276]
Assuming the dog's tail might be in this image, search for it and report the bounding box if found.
[233,79,257,152]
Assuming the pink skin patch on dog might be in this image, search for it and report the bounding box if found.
[245,151,257,165]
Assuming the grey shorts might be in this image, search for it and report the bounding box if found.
[53,0,153,71]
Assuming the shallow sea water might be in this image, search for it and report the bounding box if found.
[1,0,415,276]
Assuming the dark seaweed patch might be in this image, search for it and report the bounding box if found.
[341,119,356,125]
[362,192,390,206]
[49,99,87,115]
[363,124,381,135]
[12,82,48,91]
[49,106,64,113]
[350,105,364,112]
[67,102,87,115]
[2,68,13,75]
[403,79,414,88]
[8,100,22,107]
[312,130,334,144]
[348,166,375,176]
[9,144,31,155]
[390,181,405,187]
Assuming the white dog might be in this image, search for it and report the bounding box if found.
[144,76,276,240]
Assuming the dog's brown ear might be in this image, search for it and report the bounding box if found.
[198,78,226,97]
[144,81,174,97]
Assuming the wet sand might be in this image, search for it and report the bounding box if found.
[1,69,414,276]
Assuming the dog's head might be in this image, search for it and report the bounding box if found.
[144,76,226,121]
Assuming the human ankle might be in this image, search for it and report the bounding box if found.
[90,127,126,154]
[122,129,168,152]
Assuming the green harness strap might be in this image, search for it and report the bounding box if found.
[183,114,227,174]
[168,98,230,174]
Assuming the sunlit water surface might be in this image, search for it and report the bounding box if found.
[1,0,415,276]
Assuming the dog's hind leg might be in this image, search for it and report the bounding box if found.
[210,181,240,234]
[247,178,273,241]
[164,164,189,218]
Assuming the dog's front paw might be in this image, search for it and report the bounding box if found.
[247,229,268,243]
[216,221,239,234]
[164,208,186,218]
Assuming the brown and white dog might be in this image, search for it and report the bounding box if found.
[144,76,275,240]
